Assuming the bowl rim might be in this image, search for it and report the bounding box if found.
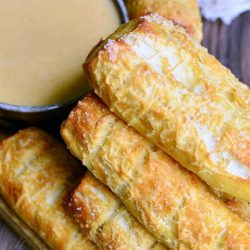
[0,94,83,113]
[0,0,129,114]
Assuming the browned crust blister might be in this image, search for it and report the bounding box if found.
[71,172,167,250]
[61,93,250,250]
[124,0,202,42]
[0,128,96,250]
[84,14,250,203]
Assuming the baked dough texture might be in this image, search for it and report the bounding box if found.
[84,14,250,203]
[61,94,250,250]
[223,197,250,224]
[71,171,167,250]
[124,0,202,42]
[0,128,96,250]
[0,196,49,250]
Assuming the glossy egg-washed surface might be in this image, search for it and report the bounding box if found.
[61,94,250,250]
[0,128,96,249]
[71,172,167,250]
[84,14,250,203]
[124,0,202,42]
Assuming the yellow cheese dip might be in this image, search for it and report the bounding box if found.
[0,0,121,106]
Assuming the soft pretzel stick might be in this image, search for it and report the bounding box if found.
[61,94,250,249]
[0,128,96,250]
[124,0,202,41]
[84,14,250,203]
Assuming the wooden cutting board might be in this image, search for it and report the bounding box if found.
[0,12,250,250]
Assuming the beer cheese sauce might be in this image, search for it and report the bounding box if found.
[0,0,120,106]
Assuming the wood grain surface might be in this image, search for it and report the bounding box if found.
[202,12,250,87]
[0,11,250,250]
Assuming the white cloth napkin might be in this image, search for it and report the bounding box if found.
[199,0,250,24]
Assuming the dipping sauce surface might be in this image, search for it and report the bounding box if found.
[0,0,120,106]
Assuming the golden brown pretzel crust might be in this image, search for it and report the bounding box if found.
[0,196,49,250]
[0,128,96,250]
[71,172,167,250]
[124,0,202,42]
[224,198,250,224]
[61,94,250,250]
[84,14,250,203]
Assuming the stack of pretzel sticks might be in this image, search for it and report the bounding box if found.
[0,1,204,249]
[0,1,250,250]
[62,13,250,249]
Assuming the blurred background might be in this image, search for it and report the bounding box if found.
[203,12,250,87]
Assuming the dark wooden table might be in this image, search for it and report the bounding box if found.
[1,11,250,250]
[202,12,250,87]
